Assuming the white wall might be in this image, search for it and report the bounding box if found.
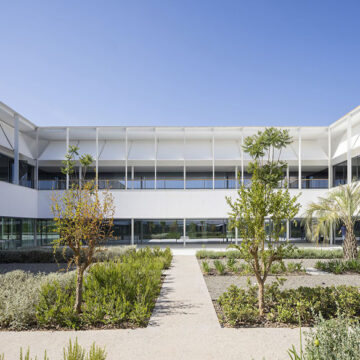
[37,188,328,219]
[0,181,38,218]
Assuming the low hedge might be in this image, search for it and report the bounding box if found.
[315,259,360,274]
[0,247,172,330]
[0,245,135,263]
[218,280,360,327]
[196,248,346,260]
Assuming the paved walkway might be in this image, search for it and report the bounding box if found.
[0,256,303,360]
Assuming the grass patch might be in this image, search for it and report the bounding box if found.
[0,247,171,330]
[315,259,360,274]
[218,280,360,327]
[196,248,345,260]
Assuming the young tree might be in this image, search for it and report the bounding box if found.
[304,182,360,260]
[51,146,115,314]
[227,128,300,316]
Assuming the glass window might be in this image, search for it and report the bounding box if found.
[156,172,184,189]
[214,172,236,189]
[109,219,131,245]
[290,219,306,240]
[333,161,347,186]
[186,172,212,189]
[0,153,13,183]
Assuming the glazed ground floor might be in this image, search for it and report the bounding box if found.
[0,216,355,249]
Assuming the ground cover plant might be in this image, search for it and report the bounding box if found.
[287,316,360,360]
[217,279,360,327]
[0,339,106,360]
[315,259,360,274]
[201,259,304,276]
[196,248,345,260]
[0,247,172,330]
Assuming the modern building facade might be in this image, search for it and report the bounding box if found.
[1,101,360,248]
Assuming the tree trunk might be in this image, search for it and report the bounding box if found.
[343,227,358,260]
[75,267,84,314]
[258,280,265,316]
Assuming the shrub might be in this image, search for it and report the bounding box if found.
[226,258,238,273]
[201,260,211,274]
[315,259,360,274]
[218,281,360,326]
[196,248,346,260]
[36,247,171,329]
[0,246,135,263]
[288,316,360,360]
[214,260,226,275]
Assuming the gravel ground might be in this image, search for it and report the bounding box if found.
[201,258,360,300]
[0,263,69,274]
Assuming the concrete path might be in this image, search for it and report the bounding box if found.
[0,256,303,360]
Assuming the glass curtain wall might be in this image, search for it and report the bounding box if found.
[333,161,347,186]
[301,167,328,189]
[186,170,213,189]
[186,219,234,243]
[0,217,36,249]
[156,168,184,189]
[0,153,13,183]
[352,156,360,182]
[134,219,183,245]
[38,167,66,190]
[37,219,59,245]
[108,219,131,244]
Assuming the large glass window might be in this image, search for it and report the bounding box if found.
[0,217,36,249]
[156,172,184,189]
[37,219,59,245]
[109,219,131,245]
[301,167,328,189]
[38,167,66,190]
[333,161,347,186]
[186,171,213,189]
[290,218,306,241]
[186,219,233,243]
[134,219,183,245]
[214,172,236,189]
[352,156,360,182]
[0,153,13,183]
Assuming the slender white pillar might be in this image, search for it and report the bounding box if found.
[241,135,244,185]
[125,128,128,189]
[35,128,39,189]
[66,127,69,190]
[298,129,301,190]
[328,127,332,189]
[183,219,186,247]
[235,226,238,245]
[183,128,186,190]
[13,114,19,185]
[212,132,215,190]
[95,127,99,187]
[286,165,289,188]
[154,130,157,190]
[131,218,134,245]
[235,165,238,190]
[286,220,290,241]
[347,117,352,184]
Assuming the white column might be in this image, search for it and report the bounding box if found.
[35,128,39,189]
[125,128,128,189]
[330,221,334,244]
[183,128,186,190]
[328,127,332,189]
[95,128,99,187]
[347,117,352,184]
[131,218,134,245]
[154,130,157,190]
[286,165,289,188]
[235,226,238,245]
[66,127,69,190]
[286,220,290,241]
[183,219,186,247]
[298,129,301,190]
[235,165,238,190]
[131,166,134,190]
[241,135,244,185]
[212,132,215,190]
[13,114,19,185]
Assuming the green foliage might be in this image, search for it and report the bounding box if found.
[218,282,360,326]
[226,258,238,273]
[315,259,360,274]
[288,316,360,360]
[196,248,345,260]
[35,248,171,329]
[63,339,86,360]
[85,343,107,360]
[0,246,135,264]
[19,348,49,360]
[213,260,226,275]
[201,260,211,274]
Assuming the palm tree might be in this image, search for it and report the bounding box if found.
[303,182,360,260]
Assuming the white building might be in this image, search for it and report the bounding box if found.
[1,101,360,248]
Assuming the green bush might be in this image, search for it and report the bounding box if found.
[201,260,211,274]
[35,247,171,329]
[288,316,360,360]
[196,248,346,260]
[218,281,360,326]
[214,260,226,275]
[315,259,360,274]
[0,246,135,263]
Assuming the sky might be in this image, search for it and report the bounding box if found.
[0,0,360,127]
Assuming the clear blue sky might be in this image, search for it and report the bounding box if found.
[1,0,359,127]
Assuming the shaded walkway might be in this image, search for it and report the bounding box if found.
[0,256,302,360]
